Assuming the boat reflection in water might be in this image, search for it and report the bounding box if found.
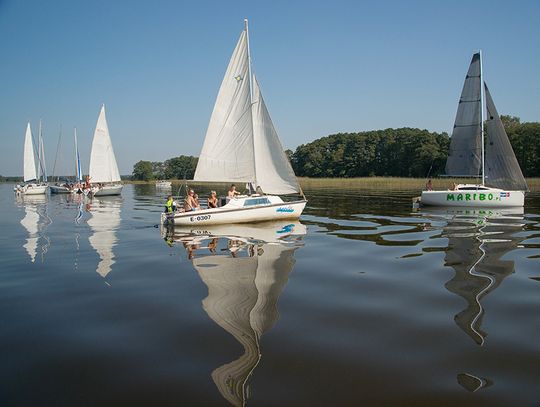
[423,207,525,346]
[87,197,122,278]
[18,194,51,263]
[164,221,306,406]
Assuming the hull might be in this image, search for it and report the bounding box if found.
[162,199,306,226]
[15,184,48,195]
[421,189,524,207]
[155,181,171,188]
[92,184,123,196]
[50,185,71,194]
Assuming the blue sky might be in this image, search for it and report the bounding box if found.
[1,0,539,176]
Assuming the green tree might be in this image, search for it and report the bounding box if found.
[132,160,154,181]
[164,155,199,179]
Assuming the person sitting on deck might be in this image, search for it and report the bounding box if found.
[227,184,241,199]
[184,189,198,211]
[208,191,218,208]
[426,179,433,191]
[193,194,202,210]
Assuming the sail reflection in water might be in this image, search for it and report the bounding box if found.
[165,221,306,406]
[87,197,122,277]
[18,194,51,262]
[425,208,525,345]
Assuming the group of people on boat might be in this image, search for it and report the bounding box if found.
[164,184,243,214]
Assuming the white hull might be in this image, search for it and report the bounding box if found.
[92,184,123,196]
[162,196,306,226]
[155,181,172,188]
[50,185,71,194]
[421,186,524,207]
[15,184,48,195]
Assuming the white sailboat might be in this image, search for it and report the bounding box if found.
[15,122,48,195]
[162,19,306,226]
[88,104,123,196]
[421,52,527,207]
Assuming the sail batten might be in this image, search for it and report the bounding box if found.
[484,83,528,191]
[89,105,121,183]
[23,123,37,182]
[445,53,482,178]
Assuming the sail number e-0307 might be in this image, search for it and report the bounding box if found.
[190,214,211,222]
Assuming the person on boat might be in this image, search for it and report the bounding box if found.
[193,193,202,210]
[426,179,433,191]
[451,182,458,191]
[165,195,176,213]
[255,185,264,195]
[227,184,241,199]
[208,191,218,208]
[184,189,198,211]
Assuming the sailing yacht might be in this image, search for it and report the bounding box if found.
[162,20,306,226]
[88,104,123,196]
[421,52,527,207]
[15,122,48,195]
[50,128,84,194]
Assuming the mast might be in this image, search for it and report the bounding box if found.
[479,50,485,185]
[74,127,81,181]
[244,18,257,190]
[37,119,42,181]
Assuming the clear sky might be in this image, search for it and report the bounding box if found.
[1,0,538,176]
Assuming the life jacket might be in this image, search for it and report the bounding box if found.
[166,198,174,213]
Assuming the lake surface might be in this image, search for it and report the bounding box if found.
[1,183,539,406]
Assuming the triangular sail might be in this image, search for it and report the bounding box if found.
[23,123,37,182]
[38,128,47,182]
[484,83,528,191]
[194,31,256,183]
[89,105,121,183]
[445,53,482,177]
[252,77,300,194]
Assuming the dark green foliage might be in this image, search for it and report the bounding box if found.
[132,160,154,181]
[292,128,450,178]
[163,156,199,179]
[505,119,540,177]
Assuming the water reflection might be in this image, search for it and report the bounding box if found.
[87,197,122,278]
[18,194,51,262]
[423,208,526,345]
[164,221,306,406]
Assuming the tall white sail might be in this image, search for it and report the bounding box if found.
[88,198,121,277]
[38,124,47,182]
[194,30,256,183]
[89,105,121,183]
[74,128,83,182]
[23,123,37,182]
[252,76,300,194]
[445,52,483,177]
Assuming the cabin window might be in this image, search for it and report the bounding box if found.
[243,198,271,207]
[457,186,489,191]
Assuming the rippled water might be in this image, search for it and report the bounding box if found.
[1,183,539,406]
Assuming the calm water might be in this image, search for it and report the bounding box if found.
[1,183,539,406]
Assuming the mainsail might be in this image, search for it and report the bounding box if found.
[194,21,300,195]
[445,52,483,177]
[194,30,255,183]
[23,123,37,182]
[74,128,83,182]
[89,105,121,183]
[484,83,528,191]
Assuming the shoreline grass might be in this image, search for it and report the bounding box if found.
[123,177,540,192]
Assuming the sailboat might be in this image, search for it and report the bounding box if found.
[15,122,48,195]
[50,127,84,194]
[88,104,123,196]
[162,20,306,226]
[421,52,527,207]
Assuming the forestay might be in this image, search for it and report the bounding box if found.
[23,123,37,182]
[445,53,482,177]
[194,31,255,183]
[89,105,121,183]
[484,83,528,191]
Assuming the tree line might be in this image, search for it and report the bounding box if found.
[132,116,539,180]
